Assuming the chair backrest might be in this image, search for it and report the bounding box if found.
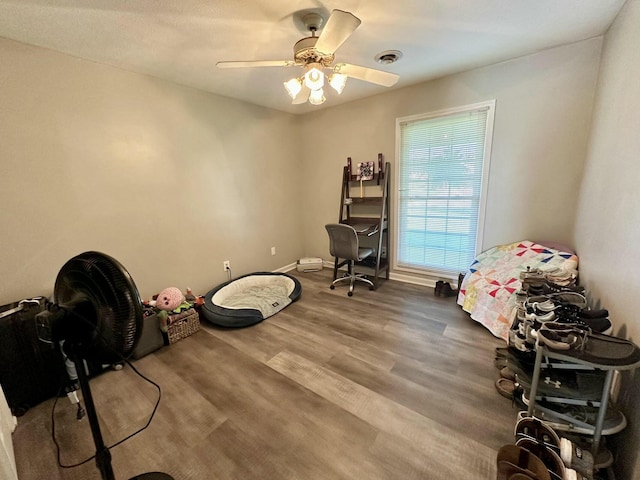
[325,223,360,260]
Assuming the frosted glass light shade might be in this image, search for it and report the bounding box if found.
[304,63,325,91]
[328,73,347,94]
[309,88,326,105]
[283,77,303,99]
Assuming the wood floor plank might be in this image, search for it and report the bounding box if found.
[12,269,517,479]
[267,350,499,478]
[327,350,514,449]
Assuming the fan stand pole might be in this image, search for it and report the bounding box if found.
[72,354,116,480]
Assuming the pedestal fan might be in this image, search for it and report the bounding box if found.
[37,251,173,480]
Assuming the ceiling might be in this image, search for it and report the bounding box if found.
[0,0,626,114]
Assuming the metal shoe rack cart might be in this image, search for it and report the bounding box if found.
[526,341,640,475]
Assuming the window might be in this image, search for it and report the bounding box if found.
[395,101,495,276]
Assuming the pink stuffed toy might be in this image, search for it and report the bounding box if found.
[155,287,185,311]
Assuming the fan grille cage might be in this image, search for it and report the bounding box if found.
[54,252,142,363]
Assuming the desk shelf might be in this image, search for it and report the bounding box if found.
[335,154,390,290]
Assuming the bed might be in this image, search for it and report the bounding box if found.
[201,272,302,328]
[457,240,578,341]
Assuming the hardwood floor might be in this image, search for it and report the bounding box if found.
[12,269,519,479]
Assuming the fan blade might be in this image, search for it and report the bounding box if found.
[217,60,295,68]
[335,63,399,87]
[292,85,311,104]
[314,10,361,55]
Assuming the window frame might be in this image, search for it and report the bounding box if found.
[392,100,496,278]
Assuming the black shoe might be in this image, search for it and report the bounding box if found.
[440,282,455,297]
[434,280,444,296]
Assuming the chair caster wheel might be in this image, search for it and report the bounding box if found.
[348,291,353,297]
[330,285,335,290]
[369,286,374,290]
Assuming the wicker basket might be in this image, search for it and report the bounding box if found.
[166,308,200,344]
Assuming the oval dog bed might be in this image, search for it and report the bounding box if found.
[201,272,302,328]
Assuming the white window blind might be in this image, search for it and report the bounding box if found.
[396,101,494,275]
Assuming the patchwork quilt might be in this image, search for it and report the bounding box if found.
[457,240,578,341]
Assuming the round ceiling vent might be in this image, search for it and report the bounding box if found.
[374,50,403,65]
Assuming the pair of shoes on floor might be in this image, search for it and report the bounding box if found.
[538,322,640,367]
[434,280,457,297]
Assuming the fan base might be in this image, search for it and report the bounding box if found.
[302,12,324,32]
[129,473,174,480]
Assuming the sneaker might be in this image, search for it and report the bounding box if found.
[538,322,591,351]
[540,323,640,367]
[543,282,585,295]
[560,438,594,479]
[555,314,612,336]
[544,269,578,286]
[521,395,628,436]
[547,292,588,310]
[526,310,556,323]
[515,289,528,308]
[515,368,606,402]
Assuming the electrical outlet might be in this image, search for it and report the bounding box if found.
[271,246,276,256]
[223,260,230,271]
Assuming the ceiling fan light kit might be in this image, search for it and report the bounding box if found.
[308,88,326,105]
[304,63,325,90]
[284,77,303,99]
[217,9,399,107]
[328,72,347,95]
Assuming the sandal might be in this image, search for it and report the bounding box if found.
[497,444,551,480]
[496,378,518,399]
[515,417,594,478]
[514,438,565,480]
[516,412,613,470]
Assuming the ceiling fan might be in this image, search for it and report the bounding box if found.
[217,9,400,105]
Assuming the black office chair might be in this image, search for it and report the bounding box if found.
[325,223,375,296]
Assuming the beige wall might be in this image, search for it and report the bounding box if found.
[0,38,303,304]
[298,38,602,283]
[573,0,640,477]
[0,35,603,298]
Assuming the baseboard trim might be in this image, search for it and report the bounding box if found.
[277,260,455,290]
[273,262,298,273]
[389,272,435,287]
